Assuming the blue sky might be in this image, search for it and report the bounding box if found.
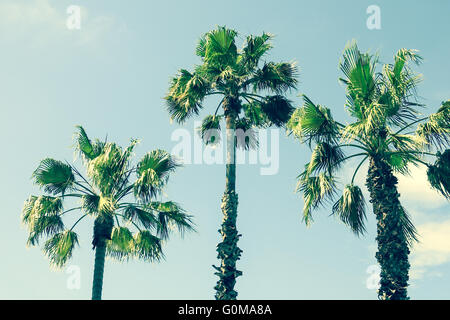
[0,0,449,299]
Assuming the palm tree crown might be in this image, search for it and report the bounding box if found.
[22,126,194,299]
[166,26,298,138]
[288,41,449,299]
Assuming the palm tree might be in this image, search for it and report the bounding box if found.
[165,26,298,299]
[287,41,449,300]
[22,126,194,300]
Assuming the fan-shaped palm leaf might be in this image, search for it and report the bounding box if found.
[32,159,74,195]
[106,226,135,261]
[149,201,195,240]
[287,95,339,145]
[198,114,223,145]
[332,184,367,236]
[43,230,79,268]
[427,150,450,199]
[134,150,179,201]
[133,230,163,262]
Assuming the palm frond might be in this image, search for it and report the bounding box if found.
[22,195,63,226]
[250,61,298,94]
[416,101,450,150]
[332,184,367,236]
[149,201,195,240]
[363,101,387,134]
[26,214,64,246]
[74,125,95,160]
[201,26,238,67]
[388,132,423,153]
[43,230,79,268]
[307,142,345,175]
[134,150,179,201]
[239,32,273,70]
[87,143,127,195]
[106,227,135,261]
[197,114,222,145]
[387,152,417,175]
[427,150,450,199]
[392,48,423,78]
[380,49,423,126]
[339,40,377,110]
[260,95,295,127]
[166,70,209,123]
[123,204,159,230]
[340,121,366,142]
[81,194,100,215]
[296,171,336,225]
[287,95,339,145]
[32,159,74,195]
[398,205,418,246]
[133,230,163,262]
[242,101,271,128]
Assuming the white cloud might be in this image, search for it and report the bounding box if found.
[397,165,447,210]
[410,220,450,279]
[0,0,122,47]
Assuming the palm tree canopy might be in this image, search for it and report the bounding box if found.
[288,41,449,241]
[166,26,298,147]
[22,126,194,268]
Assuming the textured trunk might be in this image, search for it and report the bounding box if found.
[214,99,242,300]
[91,240,107,300]
[366,157,410,300]
[91,215,113,300]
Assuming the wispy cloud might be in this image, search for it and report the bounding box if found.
[397,164,447,211]
[0,0,123,47]
[410,219,450,279]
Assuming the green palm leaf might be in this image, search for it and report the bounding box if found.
[261,95,295,127]
[43,230,79,268]
[297,171,336,225]
[427,150,450,199]
[197,114,222,145]
[202,26,238,67]
[22,195,63,225]
[307,142,344,175]
[123,204,159,230]
[149,201,195,240]
[106,227,135,261]
[332,184,367,236]
[251,62,297,94]
[134,150,179,201]
[240,32,273,70]
[133,230,163,262]
[416,101,450,150]
[287,95,339,145]
[32,159,74,195]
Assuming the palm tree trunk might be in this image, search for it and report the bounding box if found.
[91,216,113,300]
[92,240,107,300]
[366,157,410,300]
[214,103,243,300]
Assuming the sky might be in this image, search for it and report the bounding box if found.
[0,0,449,299]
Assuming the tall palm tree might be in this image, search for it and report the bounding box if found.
[165,26,298,299]
[22,126,194,300]
[287,41,449,300]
